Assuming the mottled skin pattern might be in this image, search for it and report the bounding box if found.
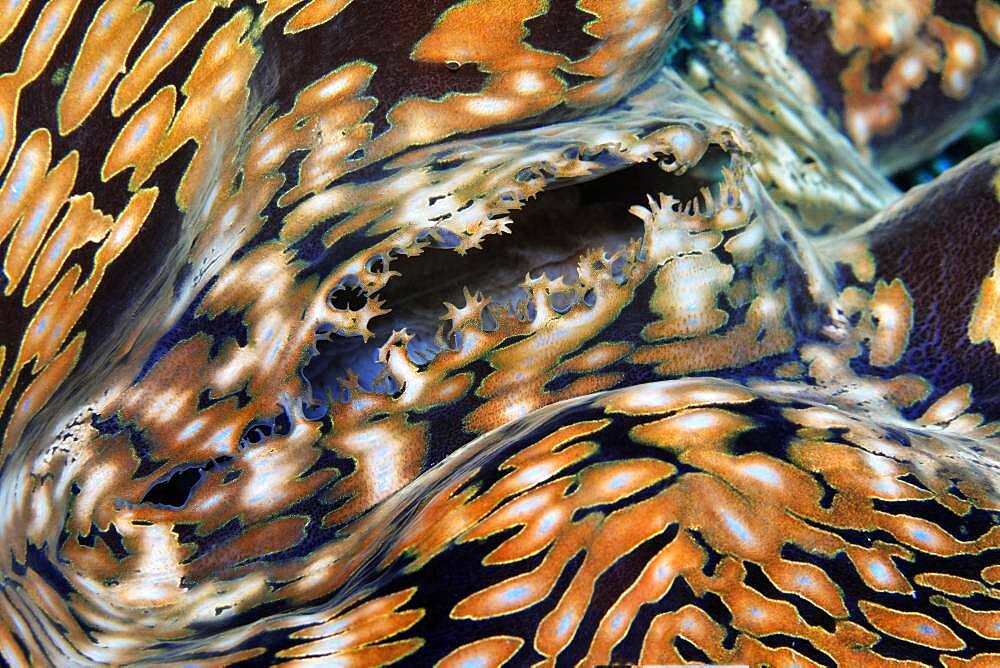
[723,0,1000,171]
[0,1,998,666]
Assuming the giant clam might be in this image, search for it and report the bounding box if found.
[0,1,999,665]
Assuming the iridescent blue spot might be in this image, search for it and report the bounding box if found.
[691,4,706,31]
[501,585,530,603]
[556,612,573,637]
[594,77,615,96]
[49,235,66,258]
[208,427,233,446]
[918,623,936,635]
[624,26,655,51]
[931,157,952,174]
[460,659,487,668]
[721,510,753,544]
[868,561,890,583]
[9,168,29,203]
[41,11,63,41]
[179,421,202,439]
[26,204,47,234]
[608,472,632,489]
[743,463,781,485]
[88,61,107,90]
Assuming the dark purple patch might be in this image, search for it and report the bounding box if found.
[524,0,600,62]
[866,150,1000,418]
